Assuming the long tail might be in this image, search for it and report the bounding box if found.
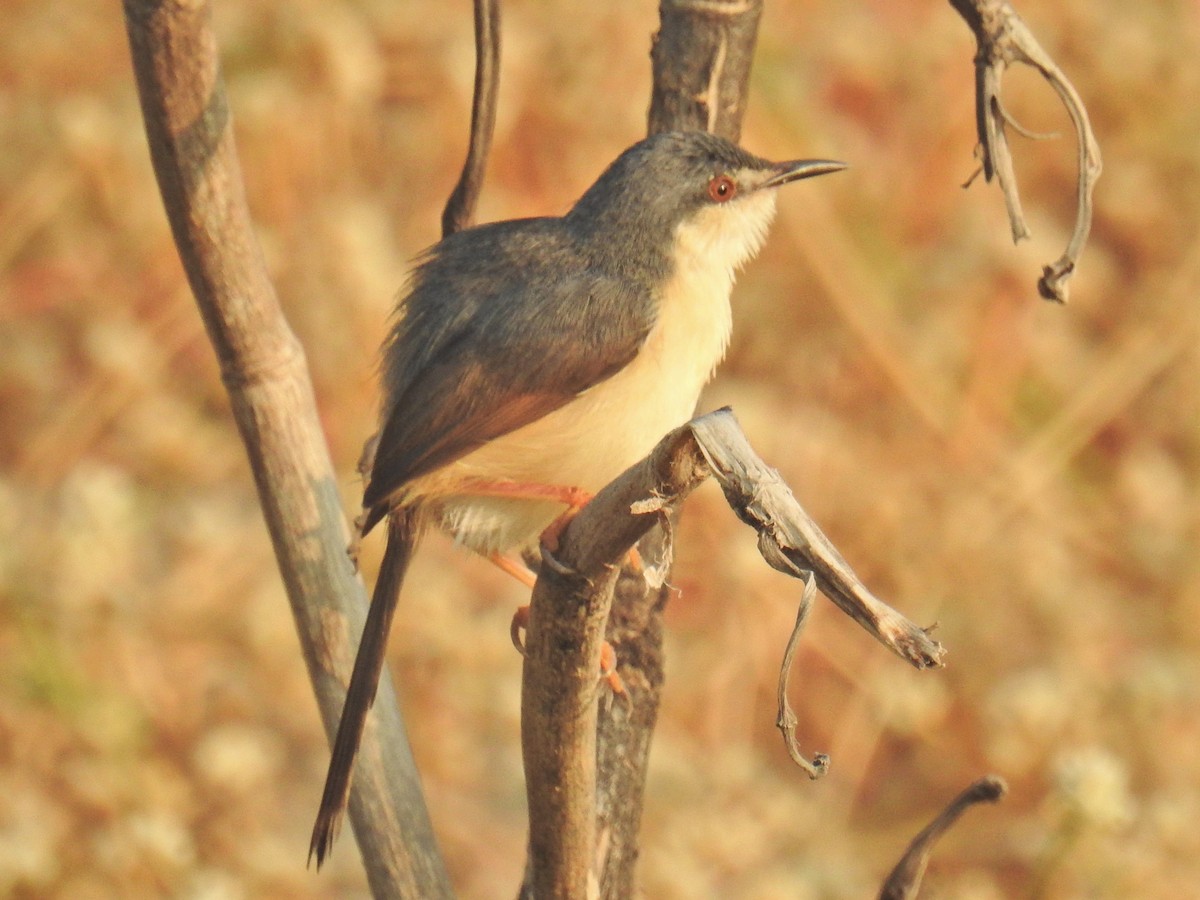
[309,506,420,868]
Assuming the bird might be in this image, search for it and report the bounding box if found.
[309,130,845,866]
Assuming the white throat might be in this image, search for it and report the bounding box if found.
[673,189,779,279]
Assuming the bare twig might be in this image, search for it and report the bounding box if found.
[949,0,1102,303]
[775,571,830,778]
[879,775,1008,900]
[442,0,501,236]
[122,2,451,894]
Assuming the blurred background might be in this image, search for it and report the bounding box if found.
[3,0,1198,896]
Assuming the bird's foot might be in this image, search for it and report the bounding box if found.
[538,486,594,553]
[510,603,625,696]
[510,603,530,654]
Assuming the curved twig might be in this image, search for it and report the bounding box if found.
[950,0,1102,303]
[879,775,1008,900]
[775,571,830,778]
[442,0,501,236]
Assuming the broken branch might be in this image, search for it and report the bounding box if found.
[690,410,945,670]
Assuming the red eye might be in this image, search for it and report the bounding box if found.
[707,174,737,203]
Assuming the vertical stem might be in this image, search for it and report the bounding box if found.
[122,1,452,894]
[590,4,766,895]
[648,0,765,141]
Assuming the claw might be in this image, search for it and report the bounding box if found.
[600,641,626,697]
[510,604,529,655]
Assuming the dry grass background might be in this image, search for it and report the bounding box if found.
[2,0,1199,896]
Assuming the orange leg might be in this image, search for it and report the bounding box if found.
[489,552,537,589]
[455,477,592,510]
[599,641,626,695]
[487,554,536,654]
[539,498,590,552]
[508,600,531,655]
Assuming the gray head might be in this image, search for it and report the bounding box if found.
[566,131,844,276]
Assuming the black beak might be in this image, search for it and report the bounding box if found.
[760,158,847,189]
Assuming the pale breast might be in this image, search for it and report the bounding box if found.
[423,189,779,553]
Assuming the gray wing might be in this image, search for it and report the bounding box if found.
[362,219,657,523]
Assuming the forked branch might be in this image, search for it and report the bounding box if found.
[521,409,945,895]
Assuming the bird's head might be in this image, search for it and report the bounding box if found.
[567,131,845,277]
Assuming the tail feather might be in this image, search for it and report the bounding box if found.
[309,507,420,868]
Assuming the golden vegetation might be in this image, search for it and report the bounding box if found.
[2,0,1198,896]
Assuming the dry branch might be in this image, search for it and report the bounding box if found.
[690,412,944,669]
[879,775,1008,900]
[569,4,772,896]
[950,0,1102,303]
[521,410,945,896]
[122,2,451,895]
[521,426,711,900]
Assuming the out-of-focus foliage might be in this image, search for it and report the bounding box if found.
[2,0,1198,896]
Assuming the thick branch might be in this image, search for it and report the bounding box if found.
[648,0,764,141]
[950,0,1102,303]
[522,410,944,896]
[122,2,451,895]
[559,5,768,897]
[522,426,711,899]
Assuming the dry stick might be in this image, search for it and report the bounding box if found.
[691,410,943,775]
[775,572,829,778]
[879,776,1008,900]
[521,410,943,898]
[949,0,1102,303]
[122,2,452,895]
[442,0,501,237]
